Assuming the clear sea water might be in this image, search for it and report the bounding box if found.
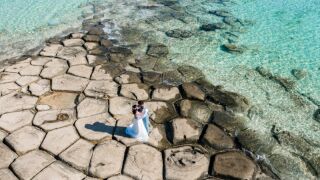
[1,0,319,178]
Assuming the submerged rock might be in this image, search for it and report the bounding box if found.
[209,9,233,17]
[291,69,308,80]
[314,109,320,122]
[146,43,169,58]
[165,29,193,39]
[200,23,227,31]
[221,43,246,54]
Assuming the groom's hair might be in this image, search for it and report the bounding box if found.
[138,101,144,106]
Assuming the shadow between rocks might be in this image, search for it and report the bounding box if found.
[85,122,130,138]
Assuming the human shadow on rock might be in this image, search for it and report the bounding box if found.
[85,122,130,138]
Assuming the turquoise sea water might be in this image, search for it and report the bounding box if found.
[1,0,319,178]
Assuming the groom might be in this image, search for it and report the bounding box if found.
[138,101,150,133]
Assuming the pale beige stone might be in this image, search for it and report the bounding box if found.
[30,56,52,66]
[125,65,140,73]
[71,33,84,39]
[19,65,42,76]
[33,109,76,131]
[57,46,87,66]
[84,80,118,98]
[41,126,79,155]
[89,140,126,178]
[5,62,29,73]
[68,65,93,79]
[0,83,20,96]
[152,86,181,101]
[144,101,177,123]
[33,161,86,180]
[52,74,89,92]
[77,98,108,118]
[75,113,115,141]
[91,65,113,80]
[29,79,50,96]
[123,144,163,180]
[0,92,38,115]
[5,126,45,155]
[11,150,55,180]
[40,58,68,79]
[86,55,107,65]
[38,92,77,110]
[108,175,134,180]
[16,76,39,86]
[171,118,201,144]
[59,139,94,172]
[84,42,99,50]
[0,129,8,141]
[63,38,85,47]
[0,110,34,132]
[67,55,88,66]
[120,83,149,100]
[0,143,18,168]
[0,72,21,84]
[40,44,63,56]
[109,96,136,120]
[36,104,51,111]
[0,169,19,180]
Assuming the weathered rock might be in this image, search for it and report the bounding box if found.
[68,65,93,79]
[5,126,45,155]
[75,113,115,141]
[213,151,256,179]
[91,65,113,80]
[165,146,209,180]
[148,124,171,149]
[123,144,163,180]
[33,161,86,180]
[63,38,85,47]
[202,124,234,150]
[291,69,308,80]
[222,44,246,54]
[200,23,227,31]
[178,65,205,82]
[59,139,94,172]
[171,118,202,144]
[89,140,126,178]
[28,79,50,96]
[0,110,34,132]
[98,63,126,78]
[182,82,205,100]
[84,42,99,51]
[52,74,89,92]
[4,61,29,73]
[77,98,108,118]
[134,56,158,71]
[109,97,136,120]
[142,71,162,85]
[162,70,185,86]
[40,44,63,57]
[41,126,79,155]
[0,169,18,180]
[88,27,104,35]
[146,43,169,58]
[180,100,213,123]
[11,150,55,180]
[40,58,69,79]
[16,76,39,86]
[108,175,134,180]
[33,109,76,131]
[144,101,177,123]
[0,82,20,96]
[101,39,112,48]
[84,35,100,42]
[166,29,193,39]
[115,72,141,84]
[30,56,53,66]
[19,65,42,76]
[0,143,18,168]
[89,47,107,56]
[0,72,21,84]
[38,92,77,110]
[120,83,149,100]
[0,92,38,115]
[71,33,84,39]
[212,111,247,133]
[57,46,87,61]
[84,80,118,98]
[36,104,50,111]
[86,55,107,65]
[0,129,8,141]
[152,86,181,101]
[209,9,233,17]
[314,109,320,122]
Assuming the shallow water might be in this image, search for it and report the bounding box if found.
[1,0,319,178]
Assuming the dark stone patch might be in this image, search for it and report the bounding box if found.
[180,99,213,124]
[88,46,107,56]
[221,44,246,54]
[314,109,320,122]
[291,69,308,80]
[162,70,185,86]
[146,43,169,58]
[165,29,193,39]
[87,26,105,35]
[100,63,126,78]
[101,39,112,48]
[84,34,100,42]
[202,124,234,150]
[178,65,205,82]
[200,23,227,31]
[181,82,206,101]
[212,111,247,133]
[142,71,162,85]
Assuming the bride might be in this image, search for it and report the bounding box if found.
[125,104,149,142]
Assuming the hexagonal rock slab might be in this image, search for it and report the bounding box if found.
[202,124,234,150]
[68,65,93,79]
[52,74,89,92]
[0,72,21,84]
[165,146,209,180]
[0,169,18,180]
[84,80,118,98]
[16,76,39,86]
[33,109,76,131]
[77,98,108,118]
[108,175,134,180]
[89,140,126,178]
[5,61,29,73]
[57,46,87,60]
[115,72,141,84]
[0,110,34,132]
[152,86,181,101]
[28,79,50,96]
[33,161,86,180]
[5,126,45,155]
[171,118,202,144]
[75,113,116,141]
[62,38,85,47]
[180,99,213,124]
[0,82,20,96]
[30,56,52,66]
[123,144,163,180]
[109,97,136,120]
[182,83,206,101]
[0,143,18,168]
[19,65,42,76]
[120,83,149,100]
[86,55,107,65]
[59,139,94,172]
[40,44,63,56]
[91,65,113,80]
[40,58,68,79]
[213,151,256,179]
[41,126,79,155]
[11,150,55,180]
[144,101,177,123]
[38,92,77,110]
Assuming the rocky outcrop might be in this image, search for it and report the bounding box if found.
[180,99,213,123]
[171,118,202,144]
[146,43,169,58]
[202,124,234,150]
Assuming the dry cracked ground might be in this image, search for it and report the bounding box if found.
[0,26,273,180]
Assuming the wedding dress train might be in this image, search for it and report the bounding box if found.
[125,116,149,142]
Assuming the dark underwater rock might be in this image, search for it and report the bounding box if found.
[314,109,320,122]
[209,9,232,17]
[146,43,169,58]
[165,29,193,39]
[291,69,308,80]
[200,23,227,31]
[221,43,246,54]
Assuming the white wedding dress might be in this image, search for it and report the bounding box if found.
[125,116,149,142]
